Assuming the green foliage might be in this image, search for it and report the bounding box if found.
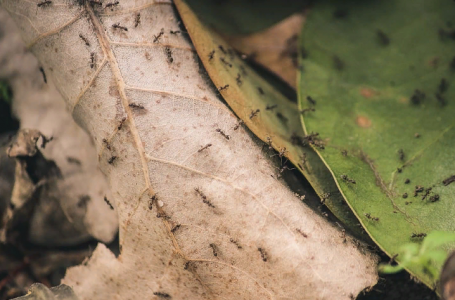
[379,232,455,281]
[298,0,455,287]
[184,0,308,35]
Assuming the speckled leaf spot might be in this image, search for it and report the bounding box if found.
[2,1,377,299]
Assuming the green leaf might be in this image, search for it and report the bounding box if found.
[421,231,455,252]
[298,0,455,287]
[184,0,308,35]
[378,264,404,274]
[175,0,366,238]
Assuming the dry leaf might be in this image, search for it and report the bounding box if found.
[0,8,118,246]
[2,1,377,299]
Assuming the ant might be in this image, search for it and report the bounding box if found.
[236,73,242,86]
[257,87,264,95]
[340,174,356,184]
[79,34,90,46]
[398,149,405,161]
[218,84,229,92]
[233,120,244,130]
[411,233,426,238]
[112,23,127,31]
[105,1,119,9]
[258,247,267,262]
[216,129,230,140]
[220,57,232,68]
[153,28,164,43]
[230,238,242,249]
[134,13,141,27]
[117,117,127,130]
[89,0,102,7]
[108,155,117,164]
[209,243,218,256]
[299,107,315,114]
[104,196,114,210]
[170,30,181,35]
[296,228,308,238]
[249,109,260,119]
[195,187,215,207]
[266,104,277,111]
[129,103,144,109]
[37,0,52,7]
[306,96,316,105]
[443,175,455,186]
[364,213,379,221]
[208,50,215,61]
[198,143,212,152]
[171,224,181,233]
[153,292,171,299]
[90,52,96,69]
[218,45,227,54]
[165,47,173,63]
[39,67,47,83]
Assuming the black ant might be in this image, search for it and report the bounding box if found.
[108,155,117,164]
[296,228,308,238]
[112,23,127,31]
[220,57,232,68]
[266,104,277,111]
[257,87,264,95]
[89,0,102,7]
[105,1,119,9]
[364,213,379,221]
[90,52,96,69]
[306,96,316,105]
[209,243,218,256]
[236,73,242,86]
[218,45,227,54]
[79,34,90,46]
[165,47,173,63]
[195,187,215,208]
[411,233,426,238]
[39,67,47,83]
[258,247,267,262]
[129,103,144,109]
[443,175,455,186]
[170,30,180,35]
[230,238,242,249]
[410,89,425,105]
[153,292,171,299]
[104,196,114,209]
[134,13,140,27]
[299,107,315,114]
[153,28,164,43]
[398,149,405,161]
[249,109,260,119]
[171,224,181,233]
[117,117,126,130]
[208,50,215,61]
[233,120,244,130]
[37,0,52,7]
[340,174,356,184]
[198,143,212,152]
[218,84,229,92]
